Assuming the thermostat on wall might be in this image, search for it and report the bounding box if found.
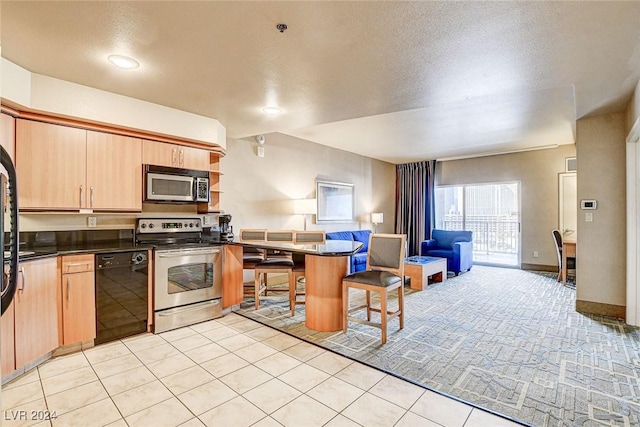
[581,199,597,210]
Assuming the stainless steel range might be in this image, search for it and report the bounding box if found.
[136,218,222,333]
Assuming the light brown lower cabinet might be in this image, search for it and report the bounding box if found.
[61,255,96,345]
[1,301,15,376]
[14,257,59,369]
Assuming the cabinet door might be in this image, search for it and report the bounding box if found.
[62,271,96,344]
[142,139,177,167]
[222,245,243,308]
[14,258,59,368]
[1,301,15,376]
[1,113,15,161]
[179,146,209,171]
[87,131,142,211]
[16,120,86,210]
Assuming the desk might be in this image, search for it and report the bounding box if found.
[228,239,363,332]
[562,238,576,286]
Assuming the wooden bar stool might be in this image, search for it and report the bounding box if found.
[342,233,406,344]
[254,230,295,309]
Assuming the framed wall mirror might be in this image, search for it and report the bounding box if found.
[316,180,355,223]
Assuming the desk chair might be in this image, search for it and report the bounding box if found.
[342,233,406,344]
[552,229,575,282]
[289,231,326,315]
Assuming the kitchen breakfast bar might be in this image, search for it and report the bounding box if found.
[223,240,363,332]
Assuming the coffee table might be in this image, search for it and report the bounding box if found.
[404,256,447,291]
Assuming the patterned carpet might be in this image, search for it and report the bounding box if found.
[237,265,640,427]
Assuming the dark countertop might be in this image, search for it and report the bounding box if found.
[3,240,156,263]
[229,239,364,256]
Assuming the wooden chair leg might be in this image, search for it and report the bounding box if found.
[366,290,371,321]
[342,283,349,334]
[288,271,295,316]
[254,270,261,310]
[289,274,296,316]
[380,290,387,345]
[398,285,404,330]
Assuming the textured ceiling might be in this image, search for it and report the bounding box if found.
[2,1,640,163]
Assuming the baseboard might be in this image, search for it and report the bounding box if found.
[576,300,626,320]
[521,263,557,272]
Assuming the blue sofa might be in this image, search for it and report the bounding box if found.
[421,229,473,275]
[326,230,371,273]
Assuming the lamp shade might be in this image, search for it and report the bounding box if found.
[371,212,384,224]
[293,199,317,215]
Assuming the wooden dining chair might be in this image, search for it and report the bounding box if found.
[342,233,406,344]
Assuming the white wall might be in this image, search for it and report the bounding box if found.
[628,78,640,132]
[220,133,396,234]
[1,59,226,147]
[577,113,627,310]
[436,145,577,268]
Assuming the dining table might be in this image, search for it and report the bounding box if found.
[228,239,363,332]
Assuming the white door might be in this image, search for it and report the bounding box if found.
[559,173,577,240]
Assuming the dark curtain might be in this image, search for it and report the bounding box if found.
[395,160,436,256]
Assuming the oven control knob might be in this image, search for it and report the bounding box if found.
[141,223,146,229]
[132,253,147,264]
[189,223,194,228]
[148,223,154,229]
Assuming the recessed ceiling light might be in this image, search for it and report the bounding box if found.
[108,54,140,69]
[262,106,283,116]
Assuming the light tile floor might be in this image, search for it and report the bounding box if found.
[2,313,523,427]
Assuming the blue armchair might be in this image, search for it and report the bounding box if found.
[326,230,371,273]
[421,229,473,275]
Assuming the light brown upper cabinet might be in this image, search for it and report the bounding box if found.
[142,139,209,171]
[1,113,16,161]
[17,119,86,210]
[16,119,142,211]
[87,131,142,211]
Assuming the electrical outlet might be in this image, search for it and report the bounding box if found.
[585,212,593,222]
[202,215,211,226]
[533,251,539,258]
[88,216,97,228]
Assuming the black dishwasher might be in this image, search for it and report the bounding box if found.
[95,251,149,345]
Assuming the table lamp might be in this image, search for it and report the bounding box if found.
[294,199,317,230]
[371,212,383,233]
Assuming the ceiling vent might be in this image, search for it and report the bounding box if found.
[566,157,577,172]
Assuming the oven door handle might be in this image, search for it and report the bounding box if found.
[157,250,219,258]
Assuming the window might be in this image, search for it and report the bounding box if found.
[435,182,520,267]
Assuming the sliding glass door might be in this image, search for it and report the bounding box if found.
[435,182,520,267]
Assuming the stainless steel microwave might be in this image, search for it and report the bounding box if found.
[144,165,209,203]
